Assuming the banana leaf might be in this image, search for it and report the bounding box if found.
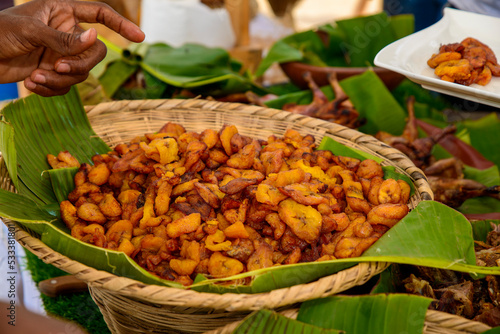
[370,265,398,294]
[296,294,432,334]
[340,71,407,135]
[255,13,414,77]
[471,219,500,243]
[457,165,500,214]
[483,327,500,334]
[265,71,408,135]
[234,309,340,334]
[99,61,139,98]
[235,294,431,334]
[94,39,264,99]
[391,80,451,117]
[91,37,124,78]
[255,30,331,78]
[0,120,17,189]
[399,101,500,216]
[459,114,500,168]
[264,85,335,110]
[1,90,499,296]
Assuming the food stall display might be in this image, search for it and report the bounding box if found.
[1,2,500,333]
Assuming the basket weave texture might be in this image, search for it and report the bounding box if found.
[1,98,439,333]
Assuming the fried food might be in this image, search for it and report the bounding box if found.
[427,37,500,85]
[47,151,81,169]
[53,123,411,285]
[434,59,472,82]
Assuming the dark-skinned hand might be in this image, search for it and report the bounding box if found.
[0,0,145,96]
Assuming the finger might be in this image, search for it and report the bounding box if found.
[29,20,98,57]
[25,70,88,97]
[24,77,71,97]
[54,39,107,75]
[70,1,145,43]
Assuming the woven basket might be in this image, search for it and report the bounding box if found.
[205,308,492,334]
[1,98,435,333]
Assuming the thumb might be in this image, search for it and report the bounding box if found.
[35,25,98,56]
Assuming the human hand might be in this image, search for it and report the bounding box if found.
[0,0,145,96]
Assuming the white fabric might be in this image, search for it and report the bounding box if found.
[140,0,236,49]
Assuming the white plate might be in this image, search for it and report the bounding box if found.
[374,7,500,109]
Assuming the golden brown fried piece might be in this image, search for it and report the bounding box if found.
[47,151,81,169]
[208,252,244,278]
[367,203,409,228]
[428,37,500,85]
[427,51,462,68]
[278,199,322,244]
[278,183,328,206]
[434,59,472,81]
[246,241,274,271]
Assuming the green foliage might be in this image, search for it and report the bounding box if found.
[256,13,414,77]
[234,309,340,334]
[297,294,431,334]
[95,40,265,99]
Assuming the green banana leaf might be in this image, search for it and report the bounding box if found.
[483,327,500,334]
[457,166,500,214]
[94,39,264,99]
[255,12,414,77]
[370,265,398,294]
[1,90,499,296]
[264,85,335,110]
[235,294,431,334]
[264,71,407,135]
[99,61,138,98]
[91,37,124,79]
[340,71,407,135]
[47,168,78,203]
[255,30,331,78]
[404,105,500,216]
[296,294,432,334]
[334,14,411,67]
[234,309,340,334]
[391,80,451,117]
[459,114,500,168]
[0,120,18,189]
[471,219,500,243]
[0,189,54,223]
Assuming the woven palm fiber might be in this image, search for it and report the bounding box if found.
[2,98,438,333]
[206,308,492,334]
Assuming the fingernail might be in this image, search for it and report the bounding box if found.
[56,63,71,73]
[34,74,46,84]
[80,29,92,43]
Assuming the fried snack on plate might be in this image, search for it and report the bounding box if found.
[53,123,411,286]
[427,37,499,86]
